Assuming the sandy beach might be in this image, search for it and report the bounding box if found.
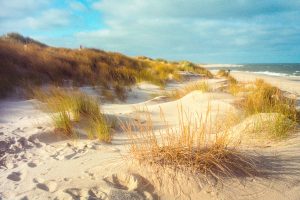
[232,72,300,96]
[0,71,299,200]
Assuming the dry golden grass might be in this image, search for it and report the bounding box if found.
[164,81,211,99]
[51,110,74,137]
[237,79,298,139]
[217,69,229,77]
[34,86,111,142]
[86,115,111,142]
[178,61,214,78]
[252,114,296,139]
[0,35,213,98]
[122,107,257,180]
[222,78,298,139]
[241,79,297,119]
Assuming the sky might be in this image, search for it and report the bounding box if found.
[0,0,299,63]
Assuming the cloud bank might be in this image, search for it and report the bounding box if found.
[1,0,300,63]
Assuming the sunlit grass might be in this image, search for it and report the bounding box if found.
[34,86,111,142]
[86,115,111,142]
[242,79,297,119]
[122,107,257,180]
[52,110,74,137]
[224,79,299,139]
[164,81,211,99]
[0,37,214,99]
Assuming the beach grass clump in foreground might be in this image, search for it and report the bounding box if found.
[165,81,211,99]
[123,108,257,180]
[34,87,111,142]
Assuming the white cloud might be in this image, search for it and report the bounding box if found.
[0,0,50,18]
[0,9,71,32]
[0,0,299,62]
[74,0,300,63]
[69,1,87,11]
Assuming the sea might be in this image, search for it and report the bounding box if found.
[207,63,300,78]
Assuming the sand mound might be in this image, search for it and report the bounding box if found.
[227,113,293,143]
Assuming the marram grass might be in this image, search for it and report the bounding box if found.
[34,87,111,142]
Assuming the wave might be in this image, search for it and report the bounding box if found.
[204,64,244,68]
[233,70,300,78]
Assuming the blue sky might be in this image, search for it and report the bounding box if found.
[0,0,299,63]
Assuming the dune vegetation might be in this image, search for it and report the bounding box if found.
[123,107,258,181]
[33,86,111,142]
[217,71,298,139]
[164,81,211,99]
[0,33,213,99]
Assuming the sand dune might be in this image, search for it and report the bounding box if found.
[0,74,300,200]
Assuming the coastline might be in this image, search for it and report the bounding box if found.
[231,71,300,96]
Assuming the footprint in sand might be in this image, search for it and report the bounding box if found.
[63,188,105,200]
[103,173,156,200]
[51,145,89,161]
[7,171,23,182]
[27,162,37,168]
[36,180,57,192]
[84,171,96,180]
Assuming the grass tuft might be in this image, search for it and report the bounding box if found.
[52,110,74,136]
[242,79,297,120]
[165,81,211,99]
[123,108,257,180]
[86,115,111,142]
[34,86,111,142]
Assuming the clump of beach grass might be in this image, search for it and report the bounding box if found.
[86,115,111,142]
[52,110,74,137]
[244,113,296,140]
[225,79,298,139]
[72,93,102,121]
[165,81,211,99]
[34,86,111,142]
[242,79,297,119]
[122,107,258,180]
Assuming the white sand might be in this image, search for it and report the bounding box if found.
[0,73,300,200]
[231,71,300,96]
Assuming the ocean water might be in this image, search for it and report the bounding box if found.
[208,63,300,78]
